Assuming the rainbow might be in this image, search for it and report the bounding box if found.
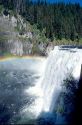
[0,55,46,62]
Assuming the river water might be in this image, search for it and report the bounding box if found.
[0,57,46,124]
[0,46,82,125]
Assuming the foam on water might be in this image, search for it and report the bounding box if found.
[42,46,82,112]
[23,46,82,118]
[23,58,47,118]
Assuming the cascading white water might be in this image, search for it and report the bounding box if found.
[24,46,82,118]
[42,46,82,112]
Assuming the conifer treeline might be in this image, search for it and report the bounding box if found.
[0,0,82,41]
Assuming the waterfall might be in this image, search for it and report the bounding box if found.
[25,46,82,119]
[42,46,82,112]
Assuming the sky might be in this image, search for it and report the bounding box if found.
[32,0,82,5]
[48,0,82,5]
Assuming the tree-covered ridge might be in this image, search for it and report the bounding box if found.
[0,0,82,41]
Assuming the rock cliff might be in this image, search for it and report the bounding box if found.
[0,13,54,56]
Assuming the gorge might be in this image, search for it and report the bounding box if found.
[23,45,82,124]
[0,46,82,124]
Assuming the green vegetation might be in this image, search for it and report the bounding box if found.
[0,5,3,13]
[1,0,82,43]
[56,104,65,114]
[53,38,82,45]
[63,75,76,89]
[53,75,78,120]
[0,0,82,47]
[0,35,9,42]
[2,52,13,56]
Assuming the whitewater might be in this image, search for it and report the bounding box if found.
[24,46,82,118]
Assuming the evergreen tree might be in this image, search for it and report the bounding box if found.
[1,0,82,41]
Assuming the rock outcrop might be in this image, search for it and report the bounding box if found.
[0,14,54,56]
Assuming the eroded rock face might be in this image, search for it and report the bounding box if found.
[46,42,54,56]
[23,41,33,55]
[8,40,23,56]
[0,39,54,56]
[0,14,54,56]
[7,40,34,56]
[11,16,17,27]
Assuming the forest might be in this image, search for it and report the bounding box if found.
[0,0,82,42]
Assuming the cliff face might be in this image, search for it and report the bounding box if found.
[7,39,34,56]
[0,13,54,56]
